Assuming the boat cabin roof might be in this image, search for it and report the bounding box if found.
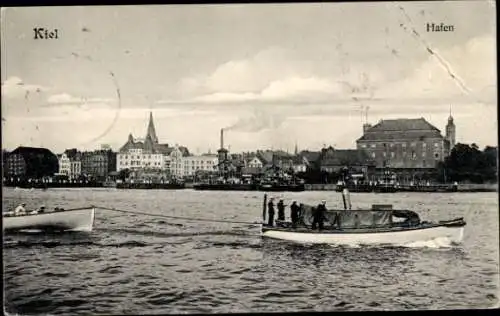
[299,204,420,229]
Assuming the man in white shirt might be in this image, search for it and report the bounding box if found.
[14,203,26,215]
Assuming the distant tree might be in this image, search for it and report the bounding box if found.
[436,143,497,183]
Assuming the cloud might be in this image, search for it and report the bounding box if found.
[170,46,389,107]
[1,76,46,99]
[46,93,114,105]
[204,47,304,94]
[376,35,496,104]
[172,33,495,110]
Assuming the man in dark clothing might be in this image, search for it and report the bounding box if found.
[311,207,318,229]
[267,198,275,227]
[290,201,300,228]
[277,199,286,221]
[315,200,327,230]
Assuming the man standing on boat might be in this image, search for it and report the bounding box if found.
[312,200,327,230]
[14,203,26,215]
[267,197,275,227]
[277,199,286,221]
[290,200,300,228]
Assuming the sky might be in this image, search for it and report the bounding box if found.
[1,2,497,155]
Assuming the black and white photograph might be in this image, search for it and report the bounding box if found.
[1,1,498,314]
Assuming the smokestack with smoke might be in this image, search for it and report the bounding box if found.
[220,128,224,149]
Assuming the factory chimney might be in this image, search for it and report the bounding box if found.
[220,128,224,149]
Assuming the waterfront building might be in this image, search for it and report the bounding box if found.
[246,156,264,169]
[318,146,375,177]
[255,150,275,170]
[356,117,454,178]
[297,150,322,170]
[182,154,218,176]
[254,150,307,173]
[58,153,71,176]
[291,156,308,173]
[116,112,190,176]
[70,155,82,180]
[81,149,116,181]
[169,146,186,178]
[58,149,82,180]
[5,146,59,179]
[2,150,9,178]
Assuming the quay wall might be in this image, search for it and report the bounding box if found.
[304,183,497,192]
[457,183,497,192]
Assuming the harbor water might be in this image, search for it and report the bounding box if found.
[3,188,499,314]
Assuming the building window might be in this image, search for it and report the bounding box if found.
[412,151,416,159]
[434,142,439,148]
[391,152,395,158]
[371,152,376,158]
[434,153,439,159]
[371,144,376,148]
[402,143,407,148]
[361,144,366,148]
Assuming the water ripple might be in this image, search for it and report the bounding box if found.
[3,189,499,314]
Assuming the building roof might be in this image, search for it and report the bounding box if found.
[291,155,306,165]
[246,155,264,164]
[298,150,321,164]
[255,150,296,165]
[154,144,173,155]
[64,148,80,160]
[256,151,273,165]
[357,118,443,142]
[119,135,190,156]
[11,146,56,157]
[320,148,374,167]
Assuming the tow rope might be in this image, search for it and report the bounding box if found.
[93,205,261,226]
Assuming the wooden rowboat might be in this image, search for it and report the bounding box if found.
[3,207,96,232]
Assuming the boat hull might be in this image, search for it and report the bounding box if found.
[116,183,185,189]
[258,184,305,192]
[193,183,257,191]
[3,207,96,232]
[261,223,465,245]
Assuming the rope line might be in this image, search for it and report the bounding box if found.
[93,205,261,226]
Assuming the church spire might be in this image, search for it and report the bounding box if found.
[146,111,159,144]
[294,140,298,155]
[446,105,456,153]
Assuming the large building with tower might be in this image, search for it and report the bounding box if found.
[116,112,190,173]
[356,114,456,177]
